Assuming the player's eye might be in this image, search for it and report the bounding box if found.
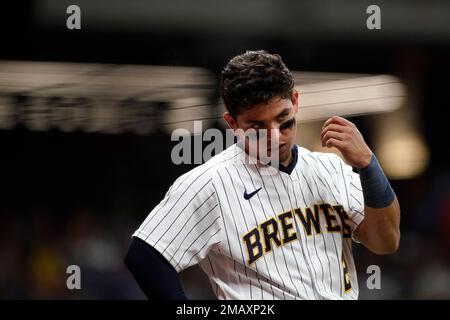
[278,112,289,120]
[279,117,296,131]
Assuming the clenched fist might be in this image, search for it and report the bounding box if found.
[320,116,373,169]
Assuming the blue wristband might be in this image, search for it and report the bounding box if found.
[358,154,395,208]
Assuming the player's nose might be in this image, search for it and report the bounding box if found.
[267,126,281,146]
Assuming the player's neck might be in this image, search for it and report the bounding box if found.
[281,154,293,167]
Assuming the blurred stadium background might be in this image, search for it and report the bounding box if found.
[0,0,449,299]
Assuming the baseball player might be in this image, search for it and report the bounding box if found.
[124,50,400,300]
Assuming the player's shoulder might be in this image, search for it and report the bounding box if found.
[297,145,343,162]
[296,145,346,174]
[171,144,241,190]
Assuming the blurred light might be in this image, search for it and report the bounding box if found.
[294,73,406,122]
[377,132,429,180]
[373,87,429,180]
[164,97,212,135]
[0,60,212,97]
[0,60,214,135]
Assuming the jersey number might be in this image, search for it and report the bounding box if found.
[342,255,352,292]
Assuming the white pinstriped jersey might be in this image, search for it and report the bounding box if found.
[133,143,365,300]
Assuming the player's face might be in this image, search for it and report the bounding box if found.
[224,90,299,166]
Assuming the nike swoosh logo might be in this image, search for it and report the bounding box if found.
[244,187,262,200]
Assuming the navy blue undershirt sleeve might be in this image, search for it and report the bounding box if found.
[357,154,395,208]
[124,236,188,300]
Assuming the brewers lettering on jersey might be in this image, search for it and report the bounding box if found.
[127,50,401,300]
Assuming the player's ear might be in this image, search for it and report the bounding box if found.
[223,112,238,130]
[292,90,299,114]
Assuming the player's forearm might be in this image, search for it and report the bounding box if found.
[354,153,401,255]
[356,198,400,255]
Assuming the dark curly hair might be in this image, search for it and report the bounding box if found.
[220,50,295,117]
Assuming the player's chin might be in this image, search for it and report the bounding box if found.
[279,143,289,155]
[277,143,291,162]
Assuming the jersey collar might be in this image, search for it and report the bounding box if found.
[278,144,298,175]
[236,142,298,175]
